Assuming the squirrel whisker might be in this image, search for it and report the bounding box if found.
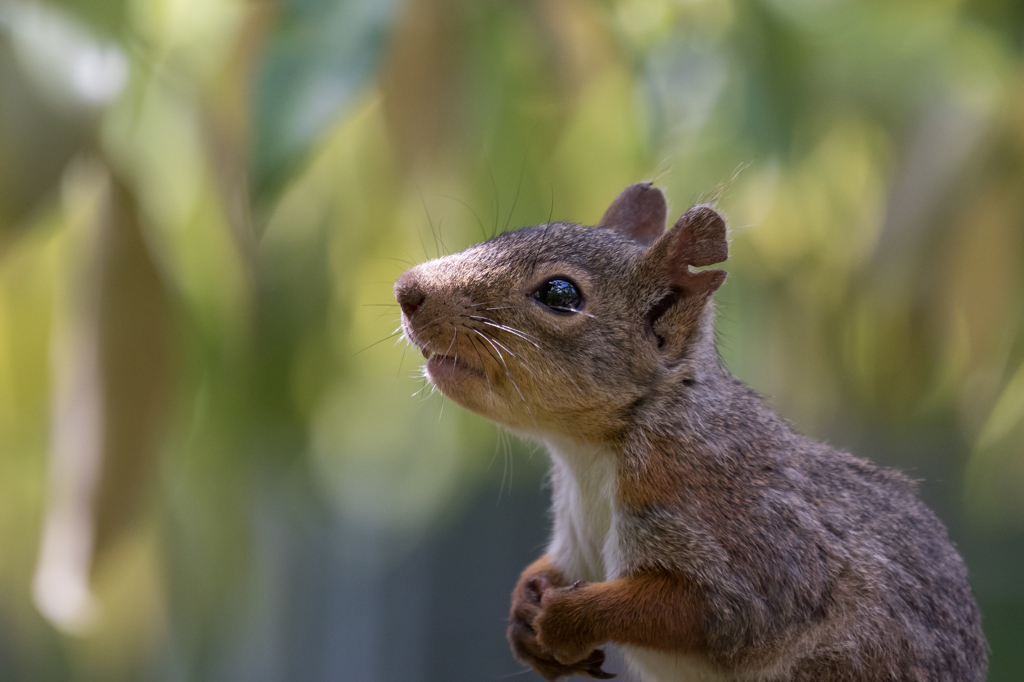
[470,329,503,368]
[471,329,533,414]
[352,329,404,357]
[476,328,538,381]
[469,336,495,397]
[471,318,543,349]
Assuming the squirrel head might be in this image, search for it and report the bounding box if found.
[395,182,728,441]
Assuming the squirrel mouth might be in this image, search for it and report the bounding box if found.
[421,348,484,382]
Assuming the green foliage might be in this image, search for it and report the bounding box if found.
[0,0,1022,679]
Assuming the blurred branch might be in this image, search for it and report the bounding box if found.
[33,157,171,634]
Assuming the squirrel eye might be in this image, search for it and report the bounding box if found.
[533,278,582,314]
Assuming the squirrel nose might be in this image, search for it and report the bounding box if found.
[395,274,426,317]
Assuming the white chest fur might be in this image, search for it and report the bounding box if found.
[540,437,731,682]
[543,437,622,583]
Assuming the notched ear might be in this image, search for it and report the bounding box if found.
[661,204,728,297]
[598,182,667,246]
[642,205,728,352]
[642,204,729,348]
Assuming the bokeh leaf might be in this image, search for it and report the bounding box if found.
[252,0,398,199]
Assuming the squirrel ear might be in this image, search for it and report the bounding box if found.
[655,204,729,297]
[599,182,667,246]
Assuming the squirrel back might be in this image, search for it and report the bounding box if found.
[395,183,987,681]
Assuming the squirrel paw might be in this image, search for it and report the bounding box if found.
[509,576,615,680]
[535,584,607,670]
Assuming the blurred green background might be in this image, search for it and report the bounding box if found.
[1,0,1023,680]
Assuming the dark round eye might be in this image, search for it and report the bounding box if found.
[533,278,582,313]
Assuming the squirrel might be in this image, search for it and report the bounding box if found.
[394,183,987,681]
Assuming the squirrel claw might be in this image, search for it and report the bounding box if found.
[526,576,551,600]
[573,647,616,679]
